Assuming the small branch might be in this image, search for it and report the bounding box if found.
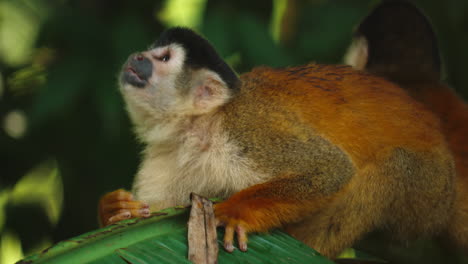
[188,193,219,264]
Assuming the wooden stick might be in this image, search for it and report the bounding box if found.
[188,193,219,264]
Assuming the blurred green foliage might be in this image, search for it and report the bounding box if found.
[0,0,467,263]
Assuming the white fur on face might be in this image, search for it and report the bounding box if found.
[120,43,233,144]
[147,44,186,81]
[119,44,187,142]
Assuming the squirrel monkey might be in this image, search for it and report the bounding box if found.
[345,0,468,252]
[99,27,455,257]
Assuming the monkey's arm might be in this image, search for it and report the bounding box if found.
[98,189,151,227]
[214,174,339,252]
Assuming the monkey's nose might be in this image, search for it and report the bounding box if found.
[122,54,153,88]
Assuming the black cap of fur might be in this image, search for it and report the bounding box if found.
[153,27,240,91]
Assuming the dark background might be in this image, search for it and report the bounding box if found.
[0,0,467,263]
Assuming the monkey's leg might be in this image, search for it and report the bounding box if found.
[285,188,384,258]
[284,162,404,258]
[98,189,151,227]
[214,174,344,253]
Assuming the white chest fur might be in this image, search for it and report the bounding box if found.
[131,118,270,211]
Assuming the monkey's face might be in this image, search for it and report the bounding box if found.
[120,43,187,114]
[119,28,239,142]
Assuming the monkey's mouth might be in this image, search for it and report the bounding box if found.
[126,67,140,77]
[122,67,148,88]
[127,67,144,81]
[121,55,153,88]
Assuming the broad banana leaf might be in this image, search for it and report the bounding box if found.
[18,205,383,264]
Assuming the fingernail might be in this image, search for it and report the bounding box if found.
[140,208,150,216]
[224,243,235,253]
[239,243,247,252]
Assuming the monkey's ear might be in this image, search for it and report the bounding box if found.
[192,70,231,114]
[345,0,441,82]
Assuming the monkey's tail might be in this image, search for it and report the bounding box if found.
[345,0,468,253]
[344,0,441,83]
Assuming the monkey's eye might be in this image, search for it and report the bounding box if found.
[161,54,170,62]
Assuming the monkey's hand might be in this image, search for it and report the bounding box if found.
[214,175,325,253]
[214,203,249,252]
[98,189,151,227]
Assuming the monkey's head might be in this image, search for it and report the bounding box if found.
[119,27,239,142]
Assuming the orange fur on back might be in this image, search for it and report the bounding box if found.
[244,65,444,166]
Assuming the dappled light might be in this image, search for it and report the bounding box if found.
[9,160,63,226]
[7,65,47,97]
[270,0,288,43]
[0,0,48,66]
[3,110,27,139]
[158,0,207,29]
[0,160,62,264]
[0,231,23,264]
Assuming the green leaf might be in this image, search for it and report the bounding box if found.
[19,205,335,264]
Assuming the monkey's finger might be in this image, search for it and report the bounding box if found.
[236,225,248,252]
[101,208,151,227]
[223,225,235,252]
[101,201,149,211]
[123,208,151,218]
[107,210,132,225]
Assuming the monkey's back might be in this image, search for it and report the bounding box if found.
[230,64,448,167]
[222,64,455,243]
